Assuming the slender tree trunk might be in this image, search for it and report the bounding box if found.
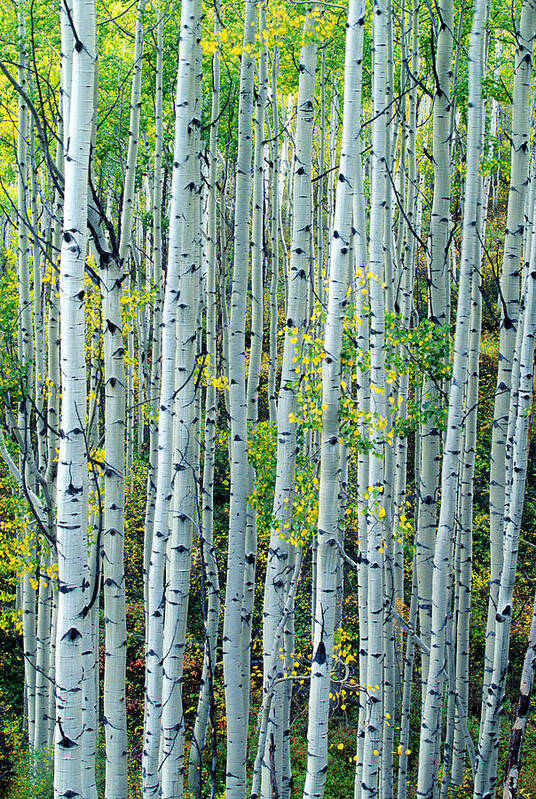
[502,591,536,799]
[16,0,37,750]
[417,0,487,792]
[482,0,536,748]
[188,5,221,793]
[260,14,317,797]
[142,2,201,794]
[159,5,202,793]
[416,0,453,694]
[54,0,96,795]
[302,3,363,796]
[267,49,280,424]
[143,0,164,615]
[223,2,257,796]
[475,218,536,799]
[359,0,389,792]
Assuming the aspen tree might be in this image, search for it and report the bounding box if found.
[391,0,418,690]
[246,9,267,426]
[277,93,294,316]
[54,0,96,795]
[101,183,128,799]
[324,89,339,284]
[16,0,37,747]
[302,2,363,796]
[251,551,303,799]
[242,11,268,749]
[188,5,222,791]
[10,1,536,795]
[523,100,536,268]
[482,0,536,738]
[503,590,536,799]
[379,7,398,793]
[415,0,453,687]
[450,77,491,786]
[359,0,389,792]
[143,1,164,606]
[135,207,148,457]
[159,4,202,792]
[101,3,147,795]
[397,557,419,799]
[223,2,257,796]
[267,48,280,424]
[44,136,64,752]
[416,0,488,793]
[125,291,135,480]
[475,262,536,796]
[141,2,201,795]
[29,135,46,475]
[316,48,326,308]
[350,22,367,787]
[260,12,317,796]
[46,132,63,496]
[449,269,482,789]
[34,547,52,749]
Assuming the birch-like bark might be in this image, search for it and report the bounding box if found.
[101,196,128,799]
[252,552,303,799]
[30,132,46,476]
[324,88,339,284]
[102,4,147,794]
[502,590,536,799]
[159,4,202,792]
[416,0,453,689]
[450,88,489,785]
[351,34,368,788]
[246,15,267,425]
[416,0,488,793]
[360,0,389,792]
[242,12,267,759]
[135,210,148,455]
[16,0,37,748]
[475,224,536,799]
[267,49,280,424]
[261,15,317,797]
[396,557,418,799]
[482,0,536,734]
[223,3,257,796]
[34,545,52,749]
[46,133,63,493]
[379,9,397,794]
[392,2,418,644]
[45,137,63,753]
[188,5,221,790]
[54,0,96,795]
[302,3,363,796]
[143,1,164,609]
[47,579,58,748]
[316,48,326,308]
[142,2,200,794]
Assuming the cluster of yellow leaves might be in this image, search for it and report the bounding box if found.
[276,465,319,548]
[201,1,342,65]
[200,352,229,393]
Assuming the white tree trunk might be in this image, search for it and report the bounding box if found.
[54,0,96,795]
[482,0,536,750]
[416,0,487,792]
[302,2,363,796]
[261,14,317,797]
[222,2,257,796]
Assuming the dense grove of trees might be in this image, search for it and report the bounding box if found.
[1,0,536,797]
